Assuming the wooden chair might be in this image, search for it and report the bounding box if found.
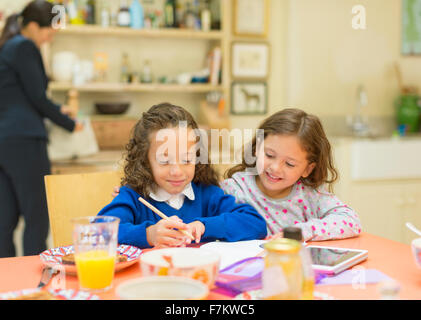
[44,170,123,247]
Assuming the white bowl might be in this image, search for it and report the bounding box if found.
[411,238,421,268]
[116,276,209,300]
[139,247,220,288]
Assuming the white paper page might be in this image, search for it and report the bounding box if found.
[200,240,267,270]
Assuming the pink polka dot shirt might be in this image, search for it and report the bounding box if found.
[221,171,362,241]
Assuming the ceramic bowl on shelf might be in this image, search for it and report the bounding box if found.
[95,102,130,114]
[116,276,209,300]
[139,247,220,288]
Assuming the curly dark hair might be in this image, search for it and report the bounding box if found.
[225,108,338,192]
[121,102,219,197]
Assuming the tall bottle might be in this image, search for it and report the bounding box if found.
[141,60,152,83]
[184,1,197,29]
[117,0,131,27]
[130,0,144,29]
[164,0,176,28]
[200,0,211,32]
[100,2,110,28]
[283,227,315,300]
[86,0,95,24]
[120,53,131,83]
[67,0,79,24]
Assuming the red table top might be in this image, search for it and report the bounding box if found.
[0,232,420,300]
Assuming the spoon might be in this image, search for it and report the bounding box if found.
[406,222,421,237]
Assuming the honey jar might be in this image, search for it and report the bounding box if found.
[262,238,303,300]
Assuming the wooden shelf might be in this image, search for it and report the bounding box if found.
[49,81,225,93]
[57,25,223,40]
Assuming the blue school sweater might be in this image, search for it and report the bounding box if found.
[97,183,267,248]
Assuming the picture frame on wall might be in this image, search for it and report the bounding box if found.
[402,0,421,55]
[233,0,270,37]
[231,82,267,115]
[231,42,270,79]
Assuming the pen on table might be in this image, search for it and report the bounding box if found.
[138,195,195,241]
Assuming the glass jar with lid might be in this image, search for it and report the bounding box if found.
[262,238,303,300]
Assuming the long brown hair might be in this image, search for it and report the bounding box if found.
[0,0,55,49]
[226,108,338,192]
[122,102,219,197]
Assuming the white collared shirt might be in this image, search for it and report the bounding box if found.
[149,183,195,210]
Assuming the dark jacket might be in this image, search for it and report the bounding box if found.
[0,35,75,141]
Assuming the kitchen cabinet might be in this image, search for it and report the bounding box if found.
[332,137,421,245]
[44,1,270,122]
[45,1,228,118]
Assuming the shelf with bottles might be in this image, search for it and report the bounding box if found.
[48,81,224,93]
[57,24,223,39]
[55,0,221,38]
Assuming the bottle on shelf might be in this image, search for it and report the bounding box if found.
[184,1,198,29]
[120,53,131,83]
[130,0,144,29]
[141,60,152,83]
[67,0,84,25]
[85,0,95,24]
[100,2,110,28]
[175,1,183,28]
[200,0,211,32]
[164,0,176,28]
[117,0,131,27]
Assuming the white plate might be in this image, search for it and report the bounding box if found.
[39,244,142,275]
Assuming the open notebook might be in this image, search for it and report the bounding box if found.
[201,240,267,270]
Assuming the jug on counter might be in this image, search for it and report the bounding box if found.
[395,94,421,133]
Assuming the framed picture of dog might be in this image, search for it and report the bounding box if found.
[231,82,267,115]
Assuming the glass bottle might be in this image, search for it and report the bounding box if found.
[164,0,176,28]
[117,0,131,27]
[100,2,110,28]
[141,60,152,83]
[184,1,197,29]
[200,0,211,32]
[130,0,144,29]
[86,0,95,24]
[120,53,131,83]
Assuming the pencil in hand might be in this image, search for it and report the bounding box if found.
[138,196,195,241]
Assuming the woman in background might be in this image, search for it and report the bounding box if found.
[0,0,82,257]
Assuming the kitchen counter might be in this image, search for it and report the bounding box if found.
[51,149,125,175]
[51,149,233,179]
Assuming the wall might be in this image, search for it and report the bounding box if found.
[284,0,421,121]
[229,0,286,131]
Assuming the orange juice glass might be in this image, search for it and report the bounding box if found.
[72,216,120,292]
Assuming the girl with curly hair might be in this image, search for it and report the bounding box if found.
[97,103,267,248]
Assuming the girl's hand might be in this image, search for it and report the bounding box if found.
[186,221,205,244]
[146,215,190,248]
[111,186,120,198]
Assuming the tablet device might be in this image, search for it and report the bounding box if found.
[306,245,368,275]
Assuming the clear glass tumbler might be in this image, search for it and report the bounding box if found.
[72,216,120,292]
